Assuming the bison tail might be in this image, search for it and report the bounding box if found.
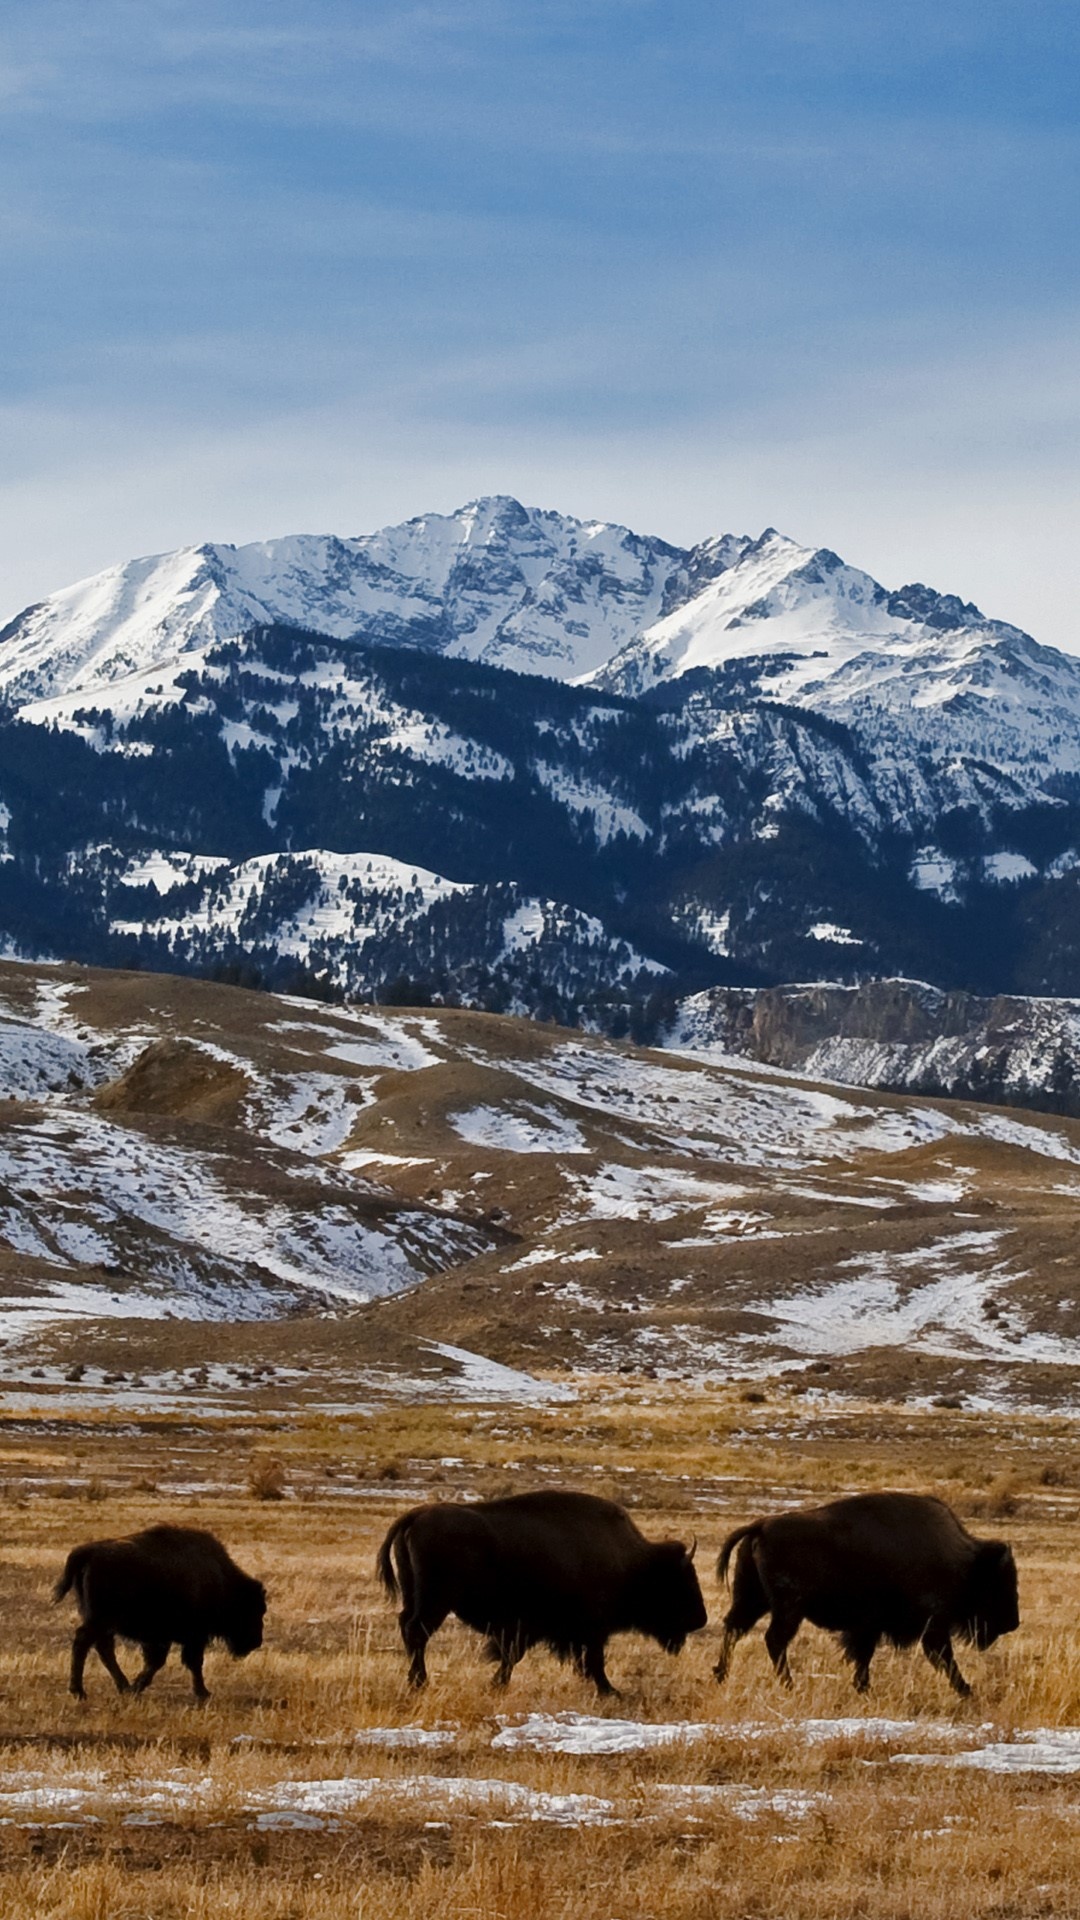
[53,1545,89,1606]
[375,1512,419,1603]
[716,1522,762,1586]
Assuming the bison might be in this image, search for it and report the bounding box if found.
[713,1490,1018,1697]
[54,1524,266,1701]
[377,1488,707,1694]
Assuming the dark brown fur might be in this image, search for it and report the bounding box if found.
[54,1524,266,1701]
[714,1490,1019,1696]
[377,1488,706,1694]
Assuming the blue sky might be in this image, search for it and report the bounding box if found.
[2,1,1078,642]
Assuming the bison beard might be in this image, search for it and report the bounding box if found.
[713,1490,1019,1697]
[377,1489,707,1694]
[54,1524,266,1702]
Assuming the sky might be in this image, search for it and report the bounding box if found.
[1,0,1078,645]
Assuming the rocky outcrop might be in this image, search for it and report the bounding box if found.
[666,979,1080,1117]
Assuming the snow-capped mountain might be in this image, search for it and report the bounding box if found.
[7,499,1080,800]
[5,496,1080,1047]
[0,497,689,705]
[596,528,1080,790]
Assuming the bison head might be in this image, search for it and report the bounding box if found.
[224,1574,267,1658]
[637,1540,708,1653]
[962,1540,1019,1649]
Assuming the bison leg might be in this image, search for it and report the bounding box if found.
[180,1640,210,1702]
[840,1627,879,1694]
[715,1546,771,1684]
[492,1642,518,1689]
[713,1624,745,1685]
[131,1641,170,1694]
[400,1606,447,1688]
[69,1622,96,1699]
[763,1611,800,1688]
[93,1632,131,1696]
[488,1627,528,1689]
[581,1639,618,1699]
[921,1628,972,1698]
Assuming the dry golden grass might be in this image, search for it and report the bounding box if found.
[0,1378,1077,1915]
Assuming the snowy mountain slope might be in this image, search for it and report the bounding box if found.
[10,497,1080,812]
[5,618,1080,1014]
[109,845,666,1003]
[4,959,1080,1409]
[0,498,688,704]
[596,531,912,697]
[8,501,1080,1016]
[597,529,1080,790]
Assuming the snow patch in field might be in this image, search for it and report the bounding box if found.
[449,1103,587,1155]
[976,1112,1080,1165]
[339,1150,434,1172]
[250,1073,368,1156]
[324,1016,442,1073]
[492,1712,716,1755]
[0,1767,825,1830]
[576,1164,747,1220]
[745,1229,1078,1366]
[0,1017,99,1098]
[894,1729,1080,1774]
[351,1725,457,1751]
[423,1342,575,1404]
[517,1040,959,1172]
[904,1178,968,1203]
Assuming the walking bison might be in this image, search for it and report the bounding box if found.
[55,1524,266,1701]
[377,1488,707,1694]
[713,1490,1018,1696]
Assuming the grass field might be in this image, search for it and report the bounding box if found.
[1,1371,1079,1918]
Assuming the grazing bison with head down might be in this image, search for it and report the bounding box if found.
[55,1524,266,1701]
[714,1490,1018,1697]
[377,1488,707,1694]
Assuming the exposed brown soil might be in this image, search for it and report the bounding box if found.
[95,1036,251,1123]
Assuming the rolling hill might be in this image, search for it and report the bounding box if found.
[0,961,1078,1414]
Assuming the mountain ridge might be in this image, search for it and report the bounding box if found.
[3,499,1080,1086]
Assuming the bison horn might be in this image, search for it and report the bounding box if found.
[686,1536,698,1562]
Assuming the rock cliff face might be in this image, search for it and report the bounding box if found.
[667,979,1080,1116]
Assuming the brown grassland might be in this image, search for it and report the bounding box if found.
[0,1370,1078,1917]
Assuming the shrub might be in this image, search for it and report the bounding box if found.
[248,1452,286,1501]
